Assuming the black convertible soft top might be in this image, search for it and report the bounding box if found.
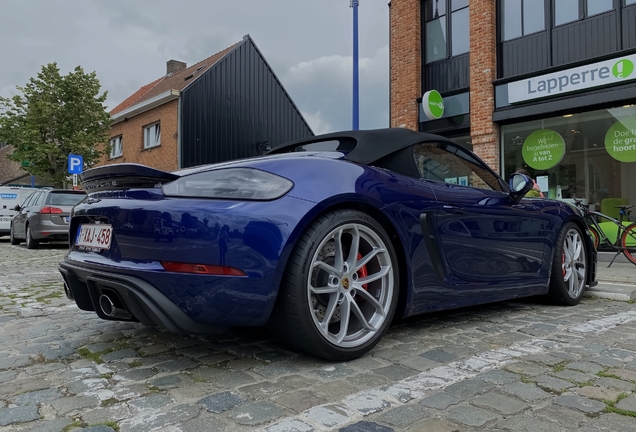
[267,128,456,165]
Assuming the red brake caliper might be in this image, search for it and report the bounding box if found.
[357,253,368,291]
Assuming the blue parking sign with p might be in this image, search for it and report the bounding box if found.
[68,154,83,174]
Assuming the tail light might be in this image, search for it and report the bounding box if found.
[161,261,246,276]
[40,206,63,214]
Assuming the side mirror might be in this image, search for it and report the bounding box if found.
[13,205,21,212]
[508,173,534,204]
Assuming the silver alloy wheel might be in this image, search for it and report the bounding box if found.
[562,228,586,298]
[307,223,394,348]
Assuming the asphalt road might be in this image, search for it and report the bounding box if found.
[0,239,635,432]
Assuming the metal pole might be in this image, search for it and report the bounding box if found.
[351,0,360,130]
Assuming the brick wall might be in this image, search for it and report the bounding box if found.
[99,100,179,172]
[389,0,421,131]
[469,1,499,173]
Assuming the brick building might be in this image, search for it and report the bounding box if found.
[390,0,636,221]
[102,35,313,171]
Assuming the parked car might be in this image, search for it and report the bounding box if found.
[0,186,36,238]
[58,128,597,361]
[11,188,87,249]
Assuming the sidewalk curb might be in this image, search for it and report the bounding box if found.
[585,282,636,301]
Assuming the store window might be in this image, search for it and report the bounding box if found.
[587,0,613,16]
[424,0,469,63]
[501,105,636,219]
[627,0,636,5]
[554,0,579,26]
[502,0,546,41]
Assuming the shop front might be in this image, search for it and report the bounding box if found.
[494,52,636,228]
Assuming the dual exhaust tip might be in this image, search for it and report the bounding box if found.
[99,293,132,320]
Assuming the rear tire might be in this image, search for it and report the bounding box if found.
[547,222,587,306]
[620,223,636,265]
[25,224,39,250]
[9,224,20,245]
[267,209,399,361]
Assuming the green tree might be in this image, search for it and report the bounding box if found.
[0,63,111,186]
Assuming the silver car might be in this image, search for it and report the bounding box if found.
[10,188,86,249]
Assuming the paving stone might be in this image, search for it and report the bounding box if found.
[314,381,359,400]
[228,401,285,426]
[504,362,550,377]
[553,394,606,413]
[150,373,193,389]
[535,375,576,392]
[274,390,328,413]
[625,360,636,372]
[377,404,429,428]
[471,391,529,415]
[199,391,247,413]
[344,390,392,415]
[82,426,115,432]
[128,393,173,409]
[12,388,61,406]
[119,403,200,432]
[176,413,229,432]
[137,344,170,356]
[252,363,301,378]
[0,355,31,370]
[0,405,40,426]
[83,343,117,353]
[116,368,157,381]
[405,418,461,432]
[444,379,494,399]
[496,414,568,432]
[238,381,286,401]
[0,377,51,397]
[501,382,550,402]
[0,370,16,383]
[101,349,139,362]
[576,386,622,401]
[253,350,292,363]
[154,358,198,372]
[606,368,636,382]
[551,370,594,383]
[446,406,497,427]
[339,421,394,432]
[24,362,66,377]
[26,418,74,432]
[565,361,605,375]
[590,413,636,431]
[419,392,462,410]
[79,404,133,425]
[534,404,595,428]
[50,396,100,415]
[477,369,519,385]
[304,404,355,429]
[519,323,558,336]
[587,356,623,367]
[372,365,417,381]
[615,395,636,412]
[549,351,581,361]
[263,419,315,432]
[277,375,319,391]
[525,354,565,367]
[312,364,356,379]
[595,377,636,391]
[602,348,635,360]
[396,356,442,372]
[420,349,457,363]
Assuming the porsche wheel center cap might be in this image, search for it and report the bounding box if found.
[342,277,350,290]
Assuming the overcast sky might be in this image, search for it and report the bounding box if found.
[0,0,389,134]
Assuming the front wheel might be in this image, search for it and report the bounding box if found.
[620,223,636,265]
[268,210,399,361]
[547,222,587,305]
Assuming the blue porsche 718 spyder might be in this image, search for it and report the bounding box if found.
[59,128,597,361]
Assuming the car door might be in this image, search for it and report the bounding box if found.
[13,192,37,238]
[413,141,552,300]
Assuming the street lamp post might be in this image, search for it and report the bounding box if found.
[350,0,359,130]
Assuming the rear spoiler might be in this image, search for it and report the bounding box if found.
[79,163,180,192]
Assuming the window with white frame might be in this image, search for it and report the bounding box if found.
[144,123,161,149]
[110,135,122,158]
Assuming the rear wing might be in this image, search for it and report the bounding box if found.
[79,163,180,193]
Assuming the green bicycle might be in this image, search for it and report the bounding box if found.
[573,198,636,268]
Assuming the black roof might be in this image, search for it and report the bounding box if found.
[267,128,455,165]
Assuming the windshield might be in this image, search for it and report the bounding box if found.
[45,192,86,206]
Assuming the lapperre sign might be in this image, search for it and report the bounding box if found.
[422,90,444,120]
[508,54,636,104]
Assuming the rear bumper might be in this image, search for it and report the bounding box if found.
[59,261,230,335]
[31,218,70,240]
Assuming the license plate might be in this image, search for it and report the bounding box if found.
[0,217,10,223]
[76,224,112,250]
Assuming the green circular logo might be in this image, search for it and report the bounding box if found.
[422,90,444,119]
[522,129,566,170]
[613,59,634,79]
[605,116,636,163]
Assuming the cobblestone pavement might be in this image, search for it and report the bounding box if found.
[0,240,636,432]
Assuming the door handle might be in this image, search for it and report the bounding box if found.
[442,205,467,214]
